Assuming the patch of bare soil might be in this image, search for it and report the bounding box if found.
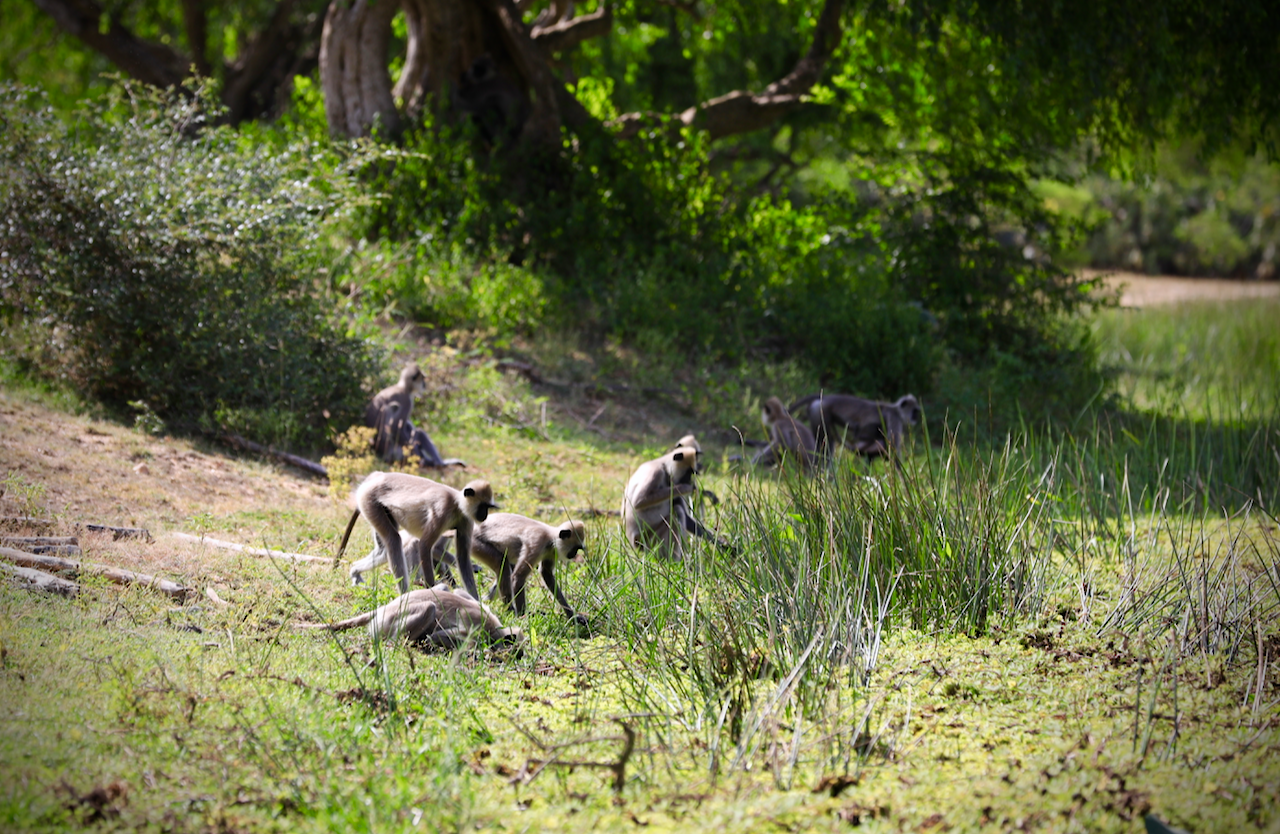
[1082,269,1280,307]
[0,391,343,582]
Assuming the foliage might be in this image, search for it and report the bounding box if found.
[355,116,1098,409]
[0,83,382,451]
[1079,144,1280,277]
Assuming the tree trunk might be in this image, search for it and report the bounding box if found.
[318,0,573,143]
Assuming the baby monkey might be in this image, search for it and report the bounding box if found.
[751,396,818,470]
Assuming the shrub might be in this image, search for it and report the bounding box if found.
[353,120,1095,413]
[0,83,383,451]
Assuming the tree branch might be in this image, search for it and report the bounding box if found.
[222,0,299,123]
[477,0,566,146]
[531,3,612,54]
[31,0,189,88]
[612,0,843,141]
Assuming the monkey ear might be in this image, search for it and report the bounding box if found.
[464,487,476,497]
[559,528,572,540]
[673,452,685,461]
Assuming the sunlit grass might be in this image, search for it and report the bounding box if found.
[1094,297,1280,420]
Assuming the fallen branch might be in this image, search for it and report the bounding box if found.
[0,536,82,557]
[170,532,329,564]
[205,587,231,606]
[0,546,192,602]
[77,523,153,542]
[0,561,79,596]
[217,433,329,480]
[511,718,635,793]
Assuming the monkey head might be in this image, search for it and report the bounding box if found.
[555,520,587,561]
[400,363,428,397]
[673,434,707,472]
[461,480,499,522]
[666,445,699,485]
[761,397,788,429]
[895,395,922,425]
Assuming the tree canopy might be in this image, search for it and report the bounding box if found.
[7,0,1277,163]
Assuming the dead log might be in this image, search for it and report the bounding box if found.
[77,523,153,542]
[0,561,78,596]
[0,536,81,557]
[0,536,79,547]
[0,546,192,602]
[170,532,330,564]
[217,433,329,480]
[23,545,82,557]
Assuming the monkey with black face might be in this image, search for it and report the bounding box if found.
[623,445,731,558]
[672,433,720,509]
[297,583,525,652]
[433,513,589,628]
[751,397,818,470]
[788,393,921,461]
[455,55,530,146]
[336,473,497,599]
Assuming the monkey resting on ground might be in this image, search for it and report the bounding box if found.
[296,583,525,652]
[750,397,818,470]
[788,393,921,461]
[365,363,463,469]
[623,445,733,558]
[336,473,497,599]
[352,515,590,629]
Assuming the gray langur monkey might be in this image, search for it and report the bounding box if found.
[348,529,464,588]
[788,393,921,461]
[365,363,462,469]
[297,584,525,652]
[336,473,497,599]
[432,513,589,628]
[751,397,818,470]
[622,445,731,558]
[672,434,720,509]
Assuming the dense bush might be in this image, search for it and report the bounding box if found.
[0,84,382,451]
[353,117,1096,410]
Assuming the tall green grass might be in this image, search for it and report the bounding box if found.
[1094,297,1280,420]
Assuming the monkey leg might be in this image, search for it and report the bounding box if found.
[540,559,588,627]
[452,526,482,602]
[407,425,447,468]
[362,500,413,596]
[649,517,686,560]
[349,537,388,585]
[509,563,534,616]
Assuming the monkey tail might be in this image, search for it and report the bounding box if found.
[336,508,361,562]
[787,394,820,414]
[295,610,377,632]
